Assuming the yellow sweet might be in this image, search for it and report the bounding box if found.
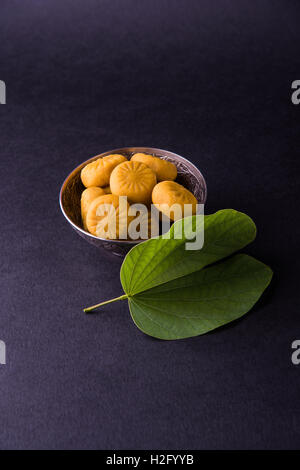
[81,186,105,230]
[81,154,127,188]
[110,160,157,205]
[152,181,198,221]
[86,194,131,239]
[131,153,177,181]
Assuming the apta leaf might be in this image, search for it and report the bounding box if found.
[128,254,273,340]
[84,210,272,340]
[121,209,256,295]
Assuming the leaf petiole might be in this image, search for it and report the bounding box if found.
[84,294,128,313]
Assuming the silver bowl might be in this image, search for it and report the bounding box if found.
[59,147,207,257]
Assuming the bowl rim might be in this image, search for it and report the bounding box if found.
[59,146,207,245]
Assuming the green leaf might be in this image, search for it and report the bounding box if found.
[84,209,272,341]
[128,254,273,340]
[121,209,257,295]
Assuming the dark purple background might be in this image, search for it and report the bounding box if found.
[0,0,299,450]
